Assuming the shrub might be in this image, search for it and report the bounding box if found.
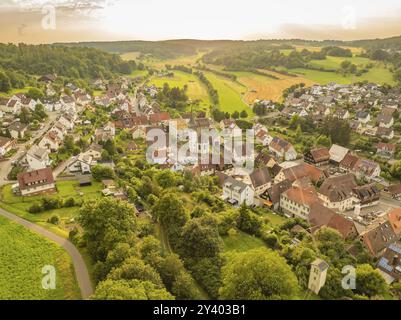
[47,215,60,225]
[41,197,61,211]
[63,197,76,208]
[28,203,43,214]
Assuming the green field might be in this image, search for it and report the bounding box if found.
[129,69,149,78]
[0,86,35,98]
[149,70,211,109]
[203,71,251,115]
[0,216,80,300]
[0,180,103,237]
[223,231,266,252]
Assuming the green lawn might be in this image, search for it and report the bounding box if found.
[203,71,251,115]
[0,180,103,238]
[129,69,149,78]
[309,56,372,70]
[0,216,80,300]
[222,231,266,253]
[0,86,36,98]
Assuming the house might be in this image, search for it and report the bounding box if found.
[250,167,272,195]
[26,145,50,170]
[309,203,358,239]
[360,221,397,257]
[339,153,360,173]
[387,208,401,237]
[255,153,277,168]
[269,137,297,161]
[304,147,330,167]
[58,114,75,131]
[308,259,329,295]
[353,159,381,180]
[280,186,320,220]
[376,127,394,140]
[262,179,292,210]
[39,74,57,83]
[149,112,171,125]
[220,119,237,130]
[17,168,56,196]
[333,108,350,120]
[376,143,396,159]
[39,132,61,152]
[356,111,371,124]
[5,98,22,114]
[8,122,28,139]
[84,143,103,160]
[350,120,363,134]
[223,177,254,206]
[329,144,350,164]
[318,174,359,212]
[274,163,325,185]
[68,154,95,174]
[255,130,273,146]
[377,114,394,128]
[388,184,401,201]
[352,184,380,208]
[377,243,401,284]
[0,137,15,156]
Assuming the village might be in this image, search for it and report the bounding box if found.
[1,74,401,292]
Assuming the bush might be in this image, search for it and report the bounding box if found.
[41,197,61,211]
[47,215,60,225]
[63,197,76,208]
[28,203,43,214]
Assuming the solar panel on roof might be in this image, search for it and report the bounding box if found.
[389,244,401,255]
[378,258,394,273]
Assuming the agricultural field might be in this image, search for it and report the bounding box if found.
[0,216,80,300]
[203,71,251,115]
[120,51,141,61]
[0,180,103,238]
[145,52,204,69]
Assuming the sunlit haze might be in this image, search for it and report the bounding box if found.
[1,0,401,43]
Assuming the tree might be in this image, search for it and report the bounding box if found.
[240,110,248,118]
[219,248,299,300]
[155,170,177,188]
[107,256,163,287]
[232,111,240,119]
[91,165,115,181]
[237,205,263,236]
[355,264,388,298]
[78,198,138,261]
[172,271,202,300]
[180,215,222,259]
[92,279,174,300]
[0,71,11,92]
[27,87,44,100]
[322,116,351,146]
[152,193,189,247]
[394,69,401,84]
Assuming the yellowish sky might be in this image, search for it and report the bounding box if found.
[1,0,401,43]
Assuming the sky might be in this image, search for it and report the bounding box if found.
[1,0,401,43]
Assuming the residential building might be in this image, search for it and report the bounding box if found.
[8,122,27,139]
[387,208,401,237]
[304,147,330,167]
[329,144,350,164]
[26,145,50,170]
[360,221,397,257]
[17,168,56,196]
[269,137,297,161]
[250,167,272,195]
[377,243,401,284]
[0,137,14,156]
[223,177,254,206]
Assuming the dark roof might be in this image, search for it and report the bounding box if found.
[17,168,55,191]
[266,179,292,204]
[319,173,357,202]
[250,167,272,188]
[361,221,397,256]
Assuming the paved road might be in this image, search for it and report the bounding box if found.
[0,207,93,299]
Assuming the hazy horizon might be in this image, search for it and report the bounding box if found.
[1,0,401,44]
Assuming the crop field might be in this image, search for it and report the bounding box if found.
[229,70,315,103]
[0,216,80,300]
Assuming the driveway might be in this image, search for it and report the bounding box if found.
[0,207,93,299]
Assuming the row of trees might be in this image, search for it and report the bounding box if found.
[194,71,219,105]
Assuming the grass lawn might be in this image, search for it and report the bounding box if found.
[222,230,266,253]
[203,71,251,115]
[0,86,36,98]
[264,211,287,227]
[128,69,149,78]
[309,56,373,70]
[0,216,81,300]
[0,180,103,238]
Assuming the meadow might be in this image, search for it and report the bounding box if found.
[0,180,103,238]
[0,216,80,300]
